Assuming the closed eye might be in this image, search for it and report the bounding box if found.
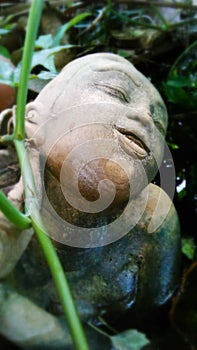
[93,82,130,103]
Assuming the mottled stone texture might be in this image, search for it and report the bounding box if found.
[0,53,180,349]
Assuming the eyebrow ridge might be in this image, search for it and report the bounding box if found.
[92,66,141,87]
[93,82,130,103]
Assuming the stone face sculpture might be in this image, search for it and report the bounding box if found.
[0,53,181,349]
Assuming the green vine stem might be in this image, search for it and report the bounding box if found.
[14,140,89,350]
[169,40,197,76]
[0,190,31,229]
[0,0,90,349]
[14,0,43,140]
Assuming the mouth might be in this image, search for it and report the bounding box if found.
[115,126,150,159]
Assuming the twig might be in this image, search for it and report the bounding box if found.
[113,0,197,11]
[169,40,197,76]
[79,6,106,35]
[111,16,197,32]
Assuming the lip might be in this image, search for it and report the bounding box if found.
[115,126,150,159]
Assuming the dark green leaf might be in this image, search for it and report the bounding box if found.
[177,188,187,200]
[0,45,11,59]
[167,76,196,88]
[163,83,197,108]
[168,141,179,150]
[182,238,196,260]
[117,50,134,58]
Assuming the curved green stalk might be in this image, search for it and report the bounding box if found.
[32,221,89,350]
[0,190,31,229]
[14,0,43,140]
[7,1,89,349]
[14,139,89,350]
[169,40,197,76]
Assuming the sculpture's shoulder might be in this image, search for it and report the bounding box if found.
[125,184,181,314]
[139,183,180,236]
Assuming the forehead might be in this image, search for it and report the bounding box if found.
[67,54,168,128]
[66,54,142,88]
[36,53,168,129]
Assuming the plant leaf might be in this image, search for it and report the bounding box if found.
[0,28,10,35]
[37,70,57,80]
[31,45,74,72]
[182,238,196,260]
[0,45,11,59]
[167,76,196,88]
[163,83,197,109]
[168,141,179,150]
[35,34,53,49]
[52,12,92,47]
[0,61,15,85]
[110,329,150,350]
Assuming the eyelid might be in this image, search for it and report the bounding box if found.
[93,82,130,103]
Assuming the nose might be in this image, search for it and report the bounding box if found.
[125,107,153,128]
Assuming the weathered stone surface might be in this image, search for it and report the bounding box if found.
[0,53,181,349]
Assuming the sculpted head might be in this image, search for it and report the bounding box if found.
[26,53,168,208]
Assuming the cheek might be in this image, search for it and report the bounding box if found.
[151,133,165,170]
[144,126,165,181]
[77,159,130,204]
[45,126,152,208]
[64,155,149,206]
[51,157,147,204]
[45,124,115,176]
